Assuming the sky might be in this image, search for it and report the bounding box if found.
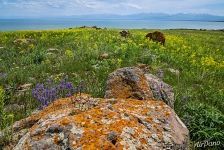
[0,0,224,18]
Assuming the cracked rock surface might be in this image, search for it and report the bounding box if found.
[3,94,189,150]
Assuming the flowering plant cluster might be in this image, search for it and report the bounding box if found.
[32,77,84,109]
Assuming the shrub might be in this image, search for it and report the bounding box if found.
[32,77,84,109]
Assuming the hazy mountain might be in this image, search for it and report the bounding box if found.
[2,13,224,22]
[70,13,224,22]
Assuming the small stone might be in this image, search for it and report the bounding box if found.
[99,53,109,60]
[47,48,59,53]
[168,68,180,76]
[17,83,32,91]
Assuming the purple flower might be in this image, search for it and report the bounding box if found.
[32,77,82,109]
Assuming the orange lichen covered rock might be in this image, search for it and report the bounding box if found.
[9,94,189,150]
[105,67,175,108]
[105,67,153,100]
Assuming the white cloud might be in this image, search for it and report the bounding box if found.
[0,0,223,17]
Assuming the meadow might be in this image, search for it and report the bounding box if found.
[0,28,224,148]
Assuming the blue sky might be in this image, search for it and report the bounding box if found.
[0,0,224,18]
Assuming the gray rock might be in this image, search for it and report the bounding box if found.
[145,74,175,108]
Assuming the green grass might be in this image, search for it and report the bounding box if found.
[0,28,223,148]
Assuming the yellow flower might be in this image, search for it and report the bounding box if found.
[65,49,74,58]
[201,56,217,67]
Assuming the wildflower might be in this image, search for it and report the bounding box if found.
[32,77,81,109]
[65,49,74,58]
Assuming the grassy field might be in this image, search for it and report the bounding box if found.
[0,28,224,148]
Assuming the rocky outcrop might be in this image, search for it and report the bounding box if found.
[105,67,153,100]
[2,94,189,150]
[105,67,174,108]
[1,67,188,150]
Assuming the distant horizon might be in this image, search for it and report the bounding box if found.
[0,13,224,20]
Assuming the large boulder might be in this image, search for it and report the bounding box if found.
[3,94,189,150]
[105,67,153,100]
[105,67,174,108]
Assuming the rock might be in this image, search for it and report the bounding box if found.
[105,67,174,107]
[17,83,32,91]
[156,69,164,79]
[4,104,25,112]
[15,83,32,97]
[47,48,59,53]
[145,74,175,108]
[146,31,165,45]
[168,68,180,76]
[99,53,109,60]
[80,26,87,28]
[92,26,101,30]
[5,94,189,150]
[3,67,187,149]
[119,30,130,38]
[13,38,35,45]
[105,67,153,100]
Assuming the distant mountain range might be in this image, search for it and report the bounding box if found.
[2,13,224,22]
[68,13,224,22]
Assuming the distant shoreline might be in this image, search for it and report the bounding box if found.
[0,28,224,33]
[0,19,224,31]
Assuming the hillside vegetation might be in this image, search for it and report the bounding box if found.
[0,28,224,147]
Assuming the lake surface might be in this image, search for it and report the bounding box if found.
[0,18,223,31]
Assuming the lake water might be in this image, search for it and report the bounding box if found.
[0,18,223,31]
